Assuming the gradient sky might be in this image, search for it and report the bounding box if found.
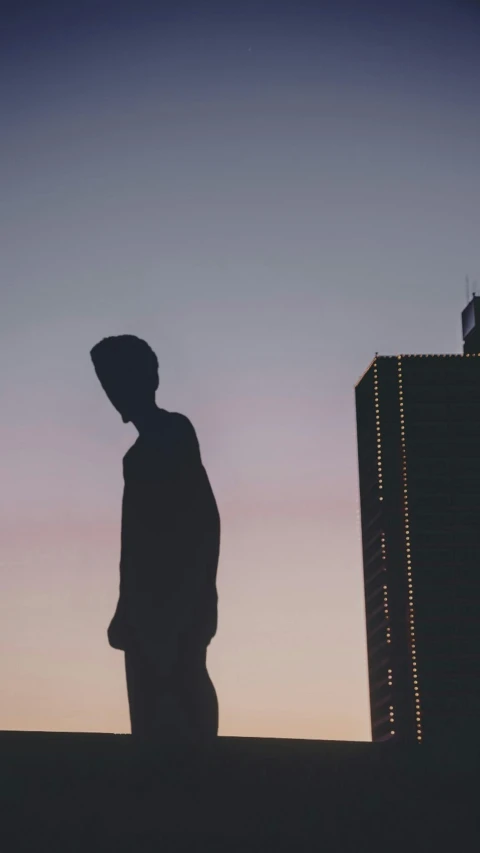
[1,0,480,740]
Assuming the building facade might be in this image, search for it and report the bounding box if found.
[356,341,480,743]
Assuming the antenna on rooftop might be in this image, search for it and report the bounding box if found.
[466,275,478,304]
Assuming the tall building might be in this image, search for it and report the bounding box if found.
[355,299,480,743]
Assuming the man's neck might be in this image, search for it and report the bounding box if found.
[131,403,164,436]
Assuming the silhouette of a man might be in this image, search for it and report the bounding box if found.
[90,335,220,744]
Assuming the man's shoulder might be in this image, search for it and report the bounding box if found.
[122,438,140,465]
[122,411,199,473]
[167,412,200,456]
[168,411,196,437]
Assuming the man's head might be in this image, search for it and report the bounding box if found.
[90,335,159,424]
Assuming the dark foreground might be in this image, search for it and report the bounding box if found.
[0,730,478,852]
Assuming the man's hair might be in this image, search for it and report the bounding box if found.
[90,335,159,388]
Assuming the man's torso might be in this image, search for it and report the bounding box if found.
[108,408,220,651]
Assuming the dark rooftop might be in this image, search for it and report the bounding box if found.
[1,730,478,851]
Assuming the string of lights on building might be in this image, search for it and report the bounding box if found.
[356,352,480,387]
[373,359,395,736]
[397,356,422,743]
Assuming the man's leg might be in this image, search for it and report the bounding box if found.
[173,641,219,744]
[125,649,153,737]
[124,649,194,743]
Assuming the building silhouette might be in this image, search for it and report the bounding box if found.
[462,293,480,354]
[355,297,480,743]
